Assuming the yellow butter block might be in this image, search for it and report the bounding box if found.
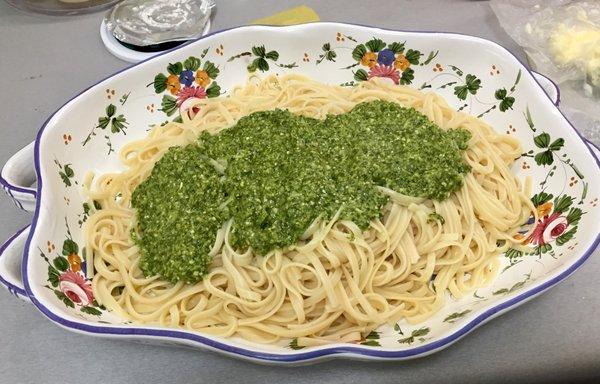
[251,5,320,26]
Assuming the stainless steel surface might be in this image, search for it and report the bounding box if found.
[1,1,599,383]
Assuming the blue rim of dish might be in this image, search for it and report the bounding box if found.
[530,71,560,106]
[19,22,600,362]
[0,225,29,299]
[0,175,37,197]
[0,143,37,198]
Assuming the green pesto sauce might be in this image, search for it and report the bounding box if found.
[132,100,471,283]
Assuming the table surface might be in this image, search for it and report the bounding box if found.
[1,1,599,383]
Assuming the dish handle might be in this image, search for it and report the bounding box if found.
[1,142,37,212]
[531,71,560,106]
[0,225,31,302]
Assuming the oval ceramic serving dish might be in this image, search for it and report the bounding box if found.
[1,23,600,364]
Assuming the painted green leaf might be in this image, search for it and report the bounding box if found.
[454,74,480,99]
[83,202,90,215]
[322,42,331,51]
[153,73,167,93]
[202,61,219,79]
[548,138,565,151]
[64,164,74,177]
[111,115,127,133]
[465,74,481,93]
[493,288,509,295]
[62,239,79,256]
[206,81,221,98]
[539,243,552,253]
[352,44,367,61]
[80,306,102,316]
[412,327,429,337]
[160,95,178,116]
[449,65,464,76]
[499,96,515,112]
[167,62,183,75]
[566,207,583,226]
[251,45,266,57]
[534,150,553,166]
[505,248,523,259]
[247,59,258,72]
[93,200,102,210]
[289,338,305,350]
[400,68,415,85]
[365,331,380,339]
[59,172,71,187]
[531,192,553,207]
[524,106,535,131]
[98,116,110,130]
[556,226,577,246]
[422,50,439,65]
[361,340,381,346]
[92,299,106,310]
[365,38,386,52]
[494,88,507,100]
[553,195,573,213]
[398,327,430,344]
[48,265,60,287]
[393,323,402,333]
[443,310,471,323]
[106,104,116,117]
[511,69,522,92]
[454,85,469,100]
[510,280,527,292]
[534,132,550,148]
[354,68,368,81]
[264,50,279,61]
[54,290,74,308]
[404,49,421,65]
[325,50,337,61]
[183,56,201,71]
[387,41,405,54]
[53,256,69,272]
[256,58,269,72]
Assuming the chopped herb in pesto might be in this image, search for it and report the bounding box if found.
[132,100,471,283]
[427,212,446,225]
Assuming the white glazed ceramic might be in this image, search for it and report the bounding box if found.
[1,23,599,364]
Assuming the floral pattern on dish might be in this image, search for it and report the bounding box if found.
[150,52,221,119]
[41,218,104,316]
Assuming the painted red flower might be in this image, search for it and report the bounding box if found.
[59,270,94,306]
[176,86,206,119]
[368,64,401,85]
[176,86,206,107]
[526,212,569,245]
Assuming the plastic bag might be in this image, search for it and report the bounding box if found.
[490,0,599,143]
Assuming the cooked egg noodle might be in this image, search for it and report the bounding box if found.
[85,74,535,346]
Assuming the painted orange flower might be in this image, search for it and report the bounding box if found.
[361,52,378,68]
[166,74,181,95]
[195,70,211,87]
[394,54,410,71]
[537,201,553,218]
[67,253,82,273]
[513,233,530,244]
